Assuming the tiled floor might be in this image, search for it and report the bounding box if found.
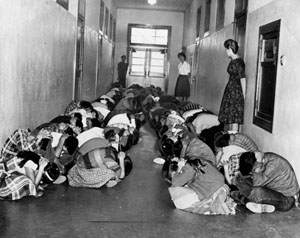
[1,124,300,238]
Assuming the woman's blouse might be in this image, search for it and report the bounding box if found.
[178,61,191,75]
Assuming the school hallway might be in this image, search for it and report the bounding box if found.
[0,123,300,238]
[1,0,300,237]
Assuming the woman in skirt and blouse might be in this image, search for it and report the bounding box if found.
[218,39,246,133]
[174,52,191,101]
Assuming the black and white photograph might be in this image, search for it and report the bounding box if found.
[0,0,299,237]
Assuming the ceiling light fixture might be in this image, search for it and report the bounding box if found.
[148,0,157,5]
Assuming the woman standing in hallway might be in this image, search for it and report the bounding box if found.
[219,39,246,132]
[174,52,191,101]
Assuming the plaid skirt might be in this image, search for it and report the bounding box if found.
[0,159,37,200]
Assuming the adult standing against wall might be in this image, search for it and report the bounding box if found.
[117,55,128,88]
[174,52,191,101]
[218,39,246,133]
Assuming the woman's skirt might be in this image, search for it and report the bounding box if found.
[174,75,190,97]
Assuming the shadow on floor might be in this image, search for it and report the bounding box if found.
[1,124,300,238]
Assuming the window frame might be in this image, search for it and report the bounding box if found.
[130,49,147,77]
[113,20,116,43]
[253,20,281,133]
[204,0,211,37]
[216,0,225,31]
[104,7,109,38]
[235,0,248,18]
[109,14,113,40]
[99,0,105,34]
[196,6,202,39]
[128,24,171,48]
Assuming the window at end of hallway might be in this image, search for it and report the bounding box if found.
[216,0,225,31]
[204,0,211,37]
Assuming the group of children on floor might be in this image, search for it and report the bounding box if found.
[0,83,299,216]
[0,83,154,200]
[149,99,299,215]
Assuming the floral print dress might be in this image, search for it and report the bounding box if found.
[218,58,245,124]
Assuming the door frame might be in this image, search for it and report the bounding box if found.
[73,0,86,101]
[126,24,172,92]
[95,35,103,97]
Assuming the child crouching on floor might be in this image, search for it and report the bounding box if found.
[165,157,236,215]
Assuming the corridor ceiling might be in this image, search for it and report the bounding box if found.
[113,0,192,12]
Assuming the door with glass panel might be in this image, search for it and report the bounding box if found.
[127,25,171,92]
[130,48,167,90]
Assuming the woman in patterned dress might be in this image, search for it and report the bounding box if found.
[219,39,246,132]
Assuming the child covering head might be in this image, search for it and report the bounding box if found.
[54,135,79,174]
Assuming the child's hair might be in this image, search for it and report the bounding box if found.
[104,130,116,142]
[64,136,79,155]
[79,101,93,111]
[91,109,99,120]
[64,127,75,136]
[124,155,133,177]
[17,151,40,168]
[90,118,102,128]
[162,159,178,183]
[41,162,60,184]
[39,138,51,151]
[239,152,257,176]
[214,133,230,148]
[173,138,183,158]
[75,119,83,132]
[73,113,82,122]
[160,137,175,157]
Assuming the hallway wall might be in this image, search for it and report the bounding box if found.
[82,0,117,100]
[243,0,300,179]
[0,0,116,147]
[0,0,76,147]
[114,9,184,95]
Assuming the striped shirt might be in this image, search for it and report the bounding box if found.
[230,133,258,152]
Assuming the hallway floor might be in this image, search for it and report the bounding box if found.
[1,124,300,238]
